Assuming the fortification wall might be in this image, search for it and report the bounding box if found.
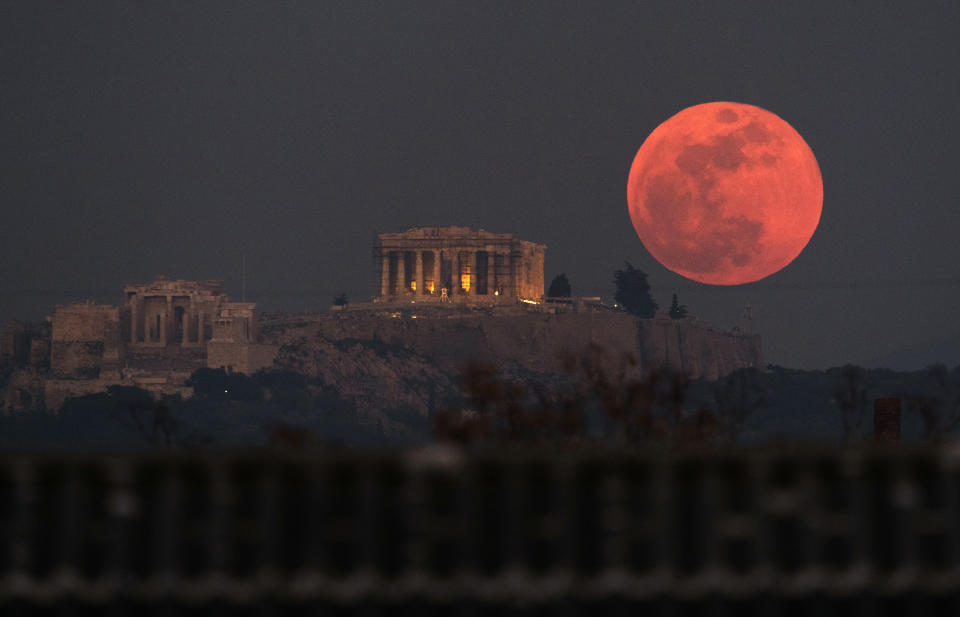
[49,303,121,379]
[51,303,117,342]
[50,342,105,379]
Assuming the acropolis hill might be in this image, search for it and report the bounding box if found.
[0,226,761,414]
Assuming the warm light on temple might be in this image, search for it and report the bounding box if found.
[374,227,546,301]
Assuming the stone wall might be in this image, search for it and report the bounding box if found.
[29,339,49,368]
[49,302,121,379]
[50,342,105,380]
[51,303,117,342]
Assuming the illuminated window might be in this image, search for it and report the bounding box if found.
[426,280,435,293]
[461,265,472,292]
[410,280,417,291]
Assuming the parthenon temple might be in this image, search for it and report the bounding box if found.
[374,227,546,302]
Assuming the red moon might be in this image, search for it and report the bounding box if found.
[627,102,822,285]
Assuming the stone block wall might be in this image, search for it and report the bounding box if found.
[49,303,120,379]
[29,339,50,368]
[51,303,117,342]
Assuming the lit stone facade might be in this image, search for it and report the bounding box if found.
[374,227,546,302]
[123,278,256,347]
[41,277,275,407]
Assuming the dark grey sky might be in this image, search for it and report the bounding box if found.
[2,2,959,370]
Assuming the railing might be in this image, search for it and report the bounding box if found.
[1,447,958,614]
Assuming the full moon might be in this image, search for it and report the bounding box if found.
[627,102,822,285]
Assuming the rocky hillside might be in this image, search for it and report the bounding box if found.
[268,327,461,429]
[263,305,760,384]
[257,305,762,424]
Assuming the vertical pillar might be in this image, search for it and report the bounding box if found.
[146,297,153,341]
[414,251,423,295]
[469,251,478,295]
[129,298,138,344]
[380,251,390,297]
[198,309,205,343]
[161,296,171,345]
[487,250,496,297]
[190,301,197,343]
[455,251,463,292]
[396,251,406,295]
[433,250,441,295]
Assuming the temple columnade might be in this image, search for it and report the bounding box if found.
[123,278,254,348]
[374,227,546,302]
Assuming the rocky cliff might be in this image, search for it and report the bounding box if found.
[255,305,761,425]
[267,331,461,428]
[637,315,763,381]
[264,305,761,383]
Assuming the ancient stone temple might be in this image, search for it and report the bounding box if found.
[374,227,546,302]
[41,277,277,409]
[123,278,256,347]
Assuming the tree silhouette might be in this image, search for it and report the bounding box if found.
[547,273,572,298]
[333,292,348,306]
[614,262,657,317]
[668,293,688,319]
[831,364,869,442]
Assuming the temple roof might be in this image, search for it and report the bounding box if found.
[376,226,546,249]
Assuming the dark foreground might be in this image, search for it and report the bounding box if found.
[1,446,958,615]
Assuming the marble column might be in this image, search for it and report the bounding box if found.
[396,251,406,295]
[146,298,154,341]
[129,299,138,344]
[381,252,390,297]
[455,251,463,292]
[487,250,496,296]
[469,251,478,295]
[198,309,205,343]
[414,251,423,295]
[161,296,171,345]
[433,250,441,295]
